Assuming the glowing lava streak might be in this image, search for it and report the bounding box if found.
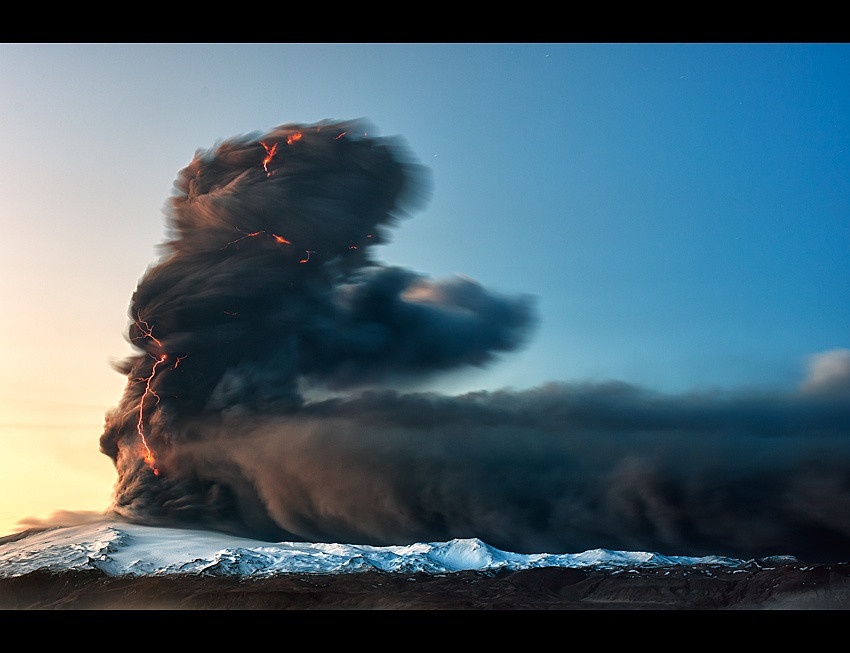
[136,353,166,475]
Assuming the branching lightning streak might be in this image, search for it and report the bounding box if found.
[261,133,302,177]
[131,313,173,475]
[136,353,166,475]
[132,313,162,349]
[260,141,278,176]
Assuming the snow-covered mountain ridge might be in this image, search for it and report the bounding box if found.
[0,520,775,579]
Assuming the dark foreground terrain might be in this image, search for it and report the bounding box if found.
[2,561,850,609]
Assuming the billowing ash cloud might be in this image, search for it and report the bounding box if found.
[100,120,850,563]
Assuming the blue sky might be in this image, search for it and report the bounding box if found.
[1,42,848,537]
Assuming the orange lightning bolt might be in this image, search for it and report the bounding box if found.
[222,230,291,250]
[222,230,263,249]
[131,313,173,476]
[136,353,166,475]
[260,141,278,176]
[261,133,301,176]
[132,312,163,349]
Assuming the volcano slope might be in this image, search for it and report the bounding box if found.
[2,561,850,610]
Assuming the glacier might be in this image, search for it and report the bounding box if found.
[0,519,760,579]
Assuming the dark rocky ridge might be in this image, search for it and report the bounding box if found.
[3,561,850,609]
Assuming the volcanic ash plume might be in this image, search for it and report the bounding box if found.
[100,120,850,563]
[99,119,534,539]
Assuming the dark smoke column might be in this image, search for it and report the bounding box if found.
[99,119,536,539]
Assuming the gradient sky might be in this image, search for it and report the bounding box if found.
[1,42,848,539]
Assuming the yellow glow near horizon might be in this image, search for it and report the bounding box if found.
[0,335,129,537]
[0,422,117,536]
